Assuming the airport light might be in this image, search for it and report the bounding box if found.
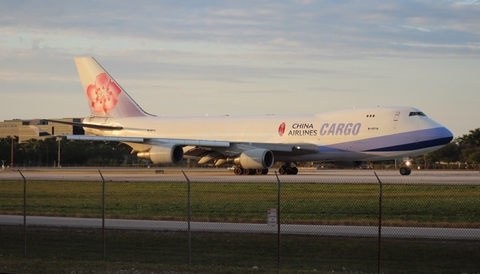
[57,137,61,168]
[10,136,17,168]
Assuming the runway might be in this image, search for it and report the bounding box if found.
[1,168,480,185]
[1,214,479,240]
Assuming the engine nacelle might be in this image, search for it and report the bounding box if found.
[233,149,274,169]
[137,144,184,164]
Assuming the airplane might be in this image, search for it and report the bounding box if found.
[53,57,454,176]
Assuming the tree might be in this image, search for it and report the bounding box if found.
[426,141,461,164]
[459,128,480,149]
[458,128,480,167]
[467,151,480,164]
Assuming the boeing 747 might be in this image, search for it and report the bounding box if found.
[54,57,453,175]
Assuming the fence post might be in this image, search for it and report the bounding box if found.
[374,172,382,274]
[181,170,192,266]
[18,170,27,258]
[275,171,281,269]
[98,170,106,261]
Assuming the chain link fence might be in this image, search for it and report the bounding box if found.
[1,169,479,273]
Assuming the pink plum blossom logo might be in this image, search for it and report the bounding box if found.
[278,122,286,137]
[87,73,121,114]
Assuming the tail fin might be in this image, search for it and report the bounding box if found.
[74,57,151,118]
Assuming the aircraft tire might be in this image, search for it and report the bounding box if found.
[244,169,256,175]
[399,167,411,176]
[234,167,243,175]
[285,166,299,175]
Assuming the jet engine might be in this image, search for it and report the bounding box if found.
[136,144,184,164]
[232,149,274,169]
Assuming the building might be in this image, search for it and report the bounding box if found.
[0,118,84,142]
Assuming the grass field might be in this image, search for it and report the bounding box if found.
[1,180,480,273]
[1,181,479,227]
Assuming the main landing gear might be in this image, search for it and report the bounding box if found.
[232,163,300,175]
[232,162,300,176]
[233,167,269,175]
[278,163,298,175]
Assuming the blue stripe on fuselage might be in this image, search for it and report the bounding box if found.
[323,127,453,152]
[366,136,452,152]
[368,127,453,152]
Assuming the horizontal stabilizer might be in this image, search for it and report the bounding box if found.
[45,119,123,131]
[29,125,51,137]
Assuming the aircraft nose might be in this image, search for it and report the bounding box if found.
[420,122,454,148]
[436,126,454,146]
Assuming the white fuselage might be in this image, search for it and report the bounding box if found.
[83,106,453,163]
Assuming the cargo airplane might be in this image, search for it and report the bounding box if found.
[53,57,453,175]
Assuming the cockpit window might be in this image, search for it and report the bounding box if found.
[409,112,426,117]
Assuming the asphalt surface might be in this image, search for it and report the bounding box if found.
[1,215,479,240]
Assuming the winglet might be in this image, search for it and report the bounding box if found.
[74,57,152,118]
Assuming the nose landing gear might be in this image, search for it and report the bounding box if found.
[399,166,412,176]
[399,157,413,176]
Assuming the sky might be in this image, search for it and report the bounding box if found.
[0,0,479,138]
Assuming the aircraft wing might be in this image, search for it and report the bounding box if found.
[60,134,317,153]
[62,135,144,142]
[61,135,230,147]
[59,134,318,162]
[53,118,319,164]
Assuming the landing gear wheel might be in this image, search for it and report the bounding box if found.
[285,167,299,175]
[233,167,268,175]
[399,167,412,176]
[234,167,243,175]
[243,169,255,175]
[279,165,298,175]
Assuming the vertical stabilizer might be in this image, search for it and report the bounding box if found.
[74,57,150,117]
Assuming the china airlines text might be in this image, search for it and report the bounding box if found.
[287,123,362,137]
